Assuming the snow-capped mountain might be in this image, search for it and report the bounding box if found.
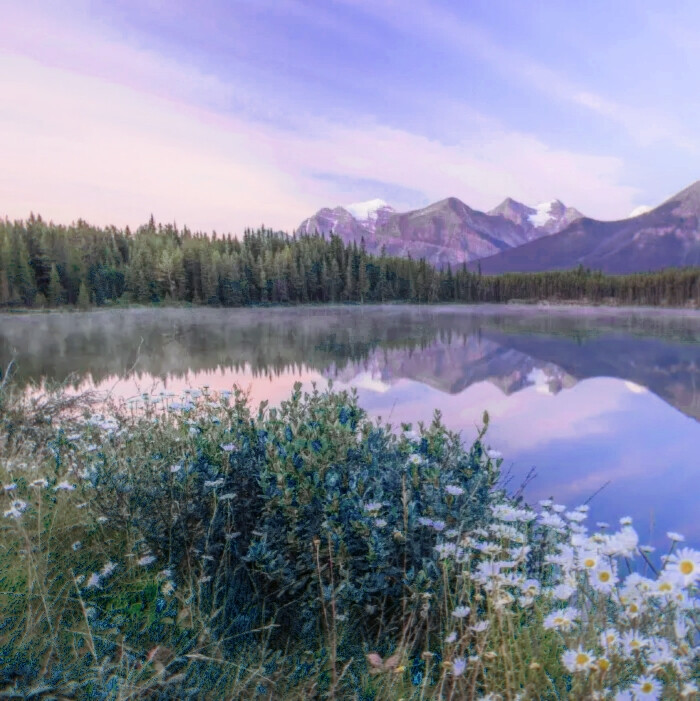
[475,180,700,274]
[344,199,396,232]
[487,198,584,240]
[296,195,584,268]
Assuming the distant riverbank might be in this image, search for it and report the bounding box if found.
[2,298,700,318]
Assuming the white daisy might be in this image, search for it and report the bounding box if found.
[630,675,662,700]
[664,547,700,586]
[590,566,618,593]
[451,605,470,619]
[561,646,595,673]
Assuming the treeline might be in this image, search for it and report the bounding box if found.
[1,214,699,308]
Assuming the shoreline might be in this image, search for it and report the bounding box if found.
[1,299,700,319]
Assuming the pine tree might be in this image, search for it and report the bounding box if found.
[47,264,63,307]
[77,281,90,309]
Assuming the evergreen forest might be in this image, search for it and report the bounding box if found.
[1,214,699,309]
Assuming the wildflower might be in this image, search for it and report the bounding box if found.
[407,454,423,465]
[620,630,649,656]
[664,547,700,586]
[655,575,678,598]
[220,443,237,452]
[86,573,101,589]
[538,499,553,507]
[72,541,82,551]
[648,639,673,668]
[485,449,502,459]
[445,485,465,496]
[630,676,662,700]
[521,579,540,597]
[542,608,578,631]
[430,520,446,532]
[29,478,48,488]
[204,478,224,488]
[3,483,17,491]
[451,606,470,619]
[470,620,489,632]
[418,517,433,527]
[538,512,566,530]
[596,521,609,529]
[667,531,685,542]
[4,500,28,519]
[551,583,575,601]
[97,516,108,523]
[475,561,502,580]
[620,516,633,525]
[101,562,117,577]
[551,503,566,513]
[54,481,75,491]
[579,551,599,570]
[451,657,467,677]
[374,518,387,527]
[219,492,236,500]
[435,543,457,558]
[600,628,619,649]
[561,646,595,673]
[137,555,156,567]
[591,566,618,593]
[445,631,457,643]
[595,657,611,673]
[565,510,587,522]
[169,464,182,473]
[364,502,382,513]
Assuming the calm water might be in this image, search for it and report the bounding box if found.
[2,305,699,548]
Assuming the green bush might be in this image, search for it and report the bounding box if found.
[90,383,498,654]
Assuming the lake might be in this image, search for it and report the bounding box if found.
[2,304,699,550]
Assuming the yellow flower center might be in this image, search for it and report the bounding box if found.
[597,658,610,672]
[606,635,615,643]
[680,560,694,575]
[584,558,595,568]
[641,682,653,692]
[575,653,589,666]
[598,571,611,582]
[629,603,639,613]
[630,640,640,649]
[659,582,672,591]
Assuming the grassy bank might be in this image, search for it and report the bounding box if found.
[0,378,698,699]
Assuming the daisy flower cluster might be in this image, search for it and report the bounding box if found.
[431,492,700,699]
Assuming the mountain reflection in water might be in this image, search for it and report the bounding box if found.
[2,305,699,547]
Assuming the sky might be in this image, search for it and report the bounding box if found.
[1,0,699,234]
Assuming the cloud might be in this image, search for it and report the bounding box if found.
[0,0,647,231]
[338,0,697,154]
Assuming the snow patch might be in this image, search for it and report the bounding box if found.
[345,198,391,222]
[528,201,557,227]
[526,367,553,395]
[628,205,652,218]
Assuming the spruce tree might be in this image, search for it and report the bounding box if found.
[47,264,63,307]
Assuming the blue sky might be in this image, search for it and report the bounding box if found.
[1,0,698,232]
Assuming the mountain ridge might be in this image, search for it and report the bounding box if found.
[296,195,582,268]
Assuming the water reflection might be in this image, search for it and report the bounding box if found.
[2,305,699,546]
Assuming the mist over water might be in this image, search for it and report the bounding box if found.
[3,305,699,548]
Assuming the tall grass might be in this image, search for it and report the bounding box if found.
[0,376,697,699]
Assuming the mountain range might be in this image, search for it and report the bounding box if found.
[296,180,700,273]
